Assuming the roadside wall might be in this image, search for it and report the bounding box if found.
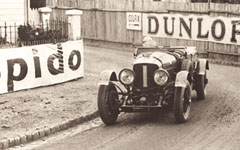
[46,0,240,62]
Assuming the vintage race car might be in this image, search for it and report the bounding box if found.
[97,46,209,125]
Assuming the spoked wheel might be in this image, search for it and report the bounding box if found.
[174,83,191,123]
[98,83,119,125]
[195,73,207,100]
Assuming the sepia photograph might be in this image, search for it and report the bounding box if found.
[0,0,240,149]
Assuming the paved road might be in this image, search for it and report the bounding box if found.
[12,47,240,150]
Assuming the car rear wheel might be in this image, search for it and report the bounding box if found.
[98,83,119,125]
[195,73,207,100]
[174,83,191,123]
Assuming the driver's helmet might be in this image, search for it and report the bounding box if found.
[142,36,157,47]
[143,36,153,43]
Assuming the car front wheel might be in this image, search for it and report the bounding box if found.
[98,83,119,125]
[195,74,207,100]
[174,83,191,123]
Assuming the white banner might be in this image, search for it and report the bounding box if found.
[126,12,142,30]
[143,13,240,45]
[0,40,84,94]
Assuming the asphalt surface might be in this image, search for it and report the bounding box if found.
[11,47,240,150]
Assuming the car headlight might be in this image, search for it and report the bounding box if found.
[154,69,169,86]
[119,69,135,85]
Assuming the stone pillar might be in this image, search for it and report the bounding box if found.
[66,10,83,41]
[38,7,52,29]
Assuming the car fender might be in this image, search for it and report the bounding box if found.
[98,70,117,86]
[198,59,209,75]
[175,71,189,88]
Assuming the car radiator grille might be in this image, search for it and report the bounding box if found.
[133,64,159,88]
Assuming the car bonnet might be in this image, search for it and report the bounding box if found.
[133,51,176,67]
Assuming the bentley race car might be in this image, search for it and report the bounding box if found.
[97,46,209,125]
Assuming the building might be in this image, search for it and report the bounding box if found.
[0,0,41,26]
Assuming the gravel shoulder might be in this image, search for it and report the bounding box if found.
[0,46,133,143]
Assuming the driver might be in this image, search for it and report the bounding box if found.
[142,36,157,47]
[133,36,157,57]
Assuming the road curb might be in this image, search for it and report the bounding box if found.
[0,111,99,149]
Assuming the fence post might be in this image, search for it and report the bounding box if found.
[208,0,211,10]
[66,10,83,41]
[4,22,7,44]
[38,7,52,30]
[14,22,17,45]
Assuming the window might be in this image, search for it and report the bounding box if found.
[30,0,46,9]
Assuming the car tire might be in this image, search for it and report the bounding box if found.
[195,74,207,100]
[174,83,191,123]
[98,83,119,125]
